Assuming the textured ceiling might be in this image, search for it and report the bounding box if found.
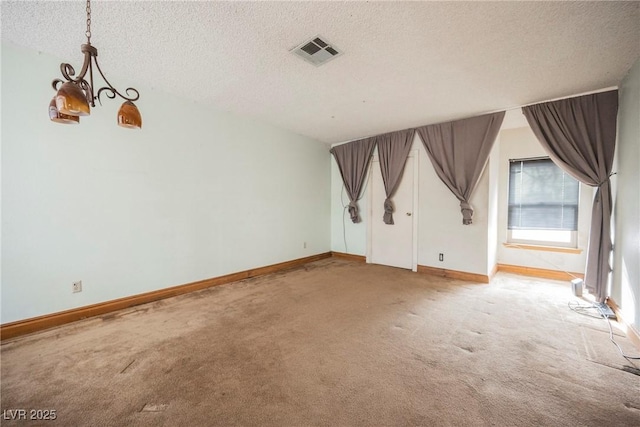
[2,1,639,144]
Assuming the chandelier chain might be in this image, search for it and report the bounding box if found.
[85,0,92,42]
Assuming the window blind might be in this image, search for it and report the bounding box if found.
[508,158,579,230]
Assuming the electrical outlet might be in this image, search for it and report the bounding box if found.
[303,242,307,249]
[438,253,444,262]
[72,281,82,293]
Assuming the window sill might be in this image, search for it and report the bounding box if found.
[502,243,583,254]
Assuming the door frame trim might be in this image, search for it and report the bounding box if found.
[366,149,419,272]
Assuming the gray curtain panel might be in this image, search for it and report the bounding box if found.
[376,129,416,224]
[330,137,377,223]
[416,111,505,224]
[522,90,618,303]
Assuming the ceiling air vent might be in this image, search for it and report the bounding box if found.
[291,35,343,67]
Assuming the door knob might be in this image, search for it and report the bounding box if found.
[406,212,412,216]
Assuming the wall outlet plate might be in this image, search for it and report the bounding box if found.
[72,281,82,293]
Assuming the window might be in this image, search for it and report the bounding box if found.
[508,158,579,247]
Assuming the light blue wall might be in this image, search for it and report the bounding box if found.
[612,58,640,331]
[1,43,331,324]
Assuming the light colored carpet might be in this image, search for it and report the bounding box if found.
[1,258,639,426]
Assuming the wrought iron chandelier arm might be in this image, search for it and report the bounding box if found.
[59,63,78,82]
[51,64,84,90]
[51,49,93,93]
[93,57,140,103]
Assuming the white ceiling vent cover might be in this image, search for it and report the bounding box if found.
[291,35,343,67]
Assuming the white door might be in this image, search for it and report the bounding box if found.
[368,153,417,270]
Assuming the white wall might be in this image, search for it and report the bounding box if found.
[496,126,592,274]
[330,134,492,276]
[612,58,640,331]
[417,136,490,275]
[1,43,331,324]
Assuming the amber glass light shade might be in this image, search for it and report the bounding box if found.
[49,98,79,124]
[55,82,90,116]
[117,101,142,129]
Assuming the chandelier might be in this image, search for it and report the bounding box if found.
[49,0,142,129]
